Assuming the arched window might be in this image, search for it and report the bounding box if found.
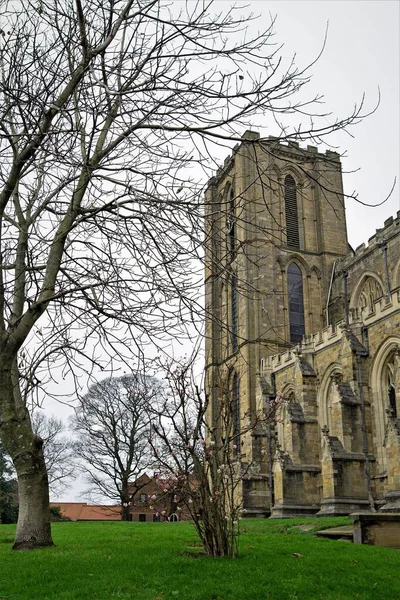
[284,175,299,248]
[386,360,397,418]
[228,185,236,258]
[370,341,400,467]
[358,276,384,313]
[231,372,240,455]
[231,273,238,352]
[288,263,305,343]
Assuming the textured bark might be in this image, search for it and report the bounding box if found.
[12,445,53,550]
[121,479,129,521]
[0,362,54,550]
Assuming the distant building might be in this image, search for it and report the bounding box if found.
[50,502,121,521]
[205,131,400,516]
[50,474,192,523]
[128,474,191,522]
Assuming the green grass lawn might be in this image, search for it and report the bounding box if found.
[0,518,399,600]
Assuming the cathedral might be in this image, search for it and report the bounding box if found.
[205,131,400,517]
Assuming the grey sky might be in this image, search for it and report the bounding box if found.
[221,0,400,248]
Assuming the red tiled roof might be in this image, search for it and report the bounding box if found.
[50,502,121,521]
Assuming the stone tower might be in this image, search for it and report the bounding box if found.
[205,131,350,515]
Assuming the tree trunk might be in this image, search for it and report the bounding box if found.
[121,503,131,521]
[121,481,131,521]
[12,442,54,550]
[0,360,54,549]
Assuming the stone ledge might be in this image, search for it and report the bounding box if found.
[270,503,320,518]
[284,465,321,473]
[317,498,370,516]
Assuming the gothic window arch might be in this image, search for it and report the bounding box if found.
[378,349,398,420]
[350,273,384,313]
[370,339,400,467]
[284,175,299,248]
[287,263,305,343]
[359,276,384,313]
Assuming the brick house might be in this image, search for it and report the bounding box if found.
[128,474,191,522]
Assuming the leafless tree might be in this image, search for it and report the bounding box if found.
[0,0,368,549]
[150,355,284,557]
[71,374,160,520]
[32,412,76,495]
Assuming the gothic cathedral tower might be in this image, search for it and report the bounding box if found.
[204,131,349,514]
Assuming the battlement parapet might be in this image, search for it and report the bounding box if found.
[260,289,400,375]
[260,322,345,373]
[245,131,341,161]
[209,130,344,185]
[340,211,400,269]
[353,288,400,326]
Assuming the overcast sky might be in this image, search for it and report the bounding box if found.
[220,0,400,249]
[50,0,399,502]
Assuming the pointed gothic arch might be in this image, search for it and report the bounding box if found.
[350,272,385,312]
[281,164,306,186]
[281,253,312,277]
[370,337,400,468]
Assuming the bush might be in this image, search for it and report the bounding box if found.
[50,506,70,521]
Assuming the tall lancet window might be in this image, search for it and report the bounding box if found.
[284,175,300,248]
[288,263,305,343]
[231,273,238,352]
[387,364,397,418]
[228,185,236,258]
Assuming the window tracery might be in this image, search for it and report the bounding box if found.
[358,276,384,313]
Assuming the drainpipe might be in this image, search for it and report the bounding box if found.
[343,271,349,326]
[356,353,375,512]
[381,243,391,303]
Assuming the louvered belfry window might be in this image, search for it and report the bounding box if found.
[284,175,300,248]
[231,273,238,352]
[288,263,305,343]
